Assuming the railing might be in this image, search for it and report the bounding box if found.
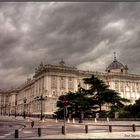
[9,121,140,139]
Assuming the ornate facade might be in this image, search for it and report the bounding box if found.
[0,54,140,116]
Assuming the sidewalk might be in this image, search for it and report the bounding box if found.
[0,115,40,122]
[32,131,140,139]
[1,116,140,139]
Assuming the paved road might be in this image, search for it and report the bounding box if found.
[0,116,26,138]
[1,116,140,139]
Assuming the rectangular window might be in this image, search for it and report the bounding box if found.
[51,76,57,89]
[115,82,119,91]
[120,82,124,92]
[60,77,65,89]
[132,83,135,92]
[68,77,74,90]
[136,83,139,91]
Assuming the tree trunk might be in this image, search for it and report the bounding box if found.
[79,109,84,123]
[99,105,102,117]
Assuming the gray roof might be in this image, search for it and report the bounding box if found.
[107,59,124,70]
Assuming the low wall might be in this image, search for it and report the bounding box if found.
[83,118,140,121]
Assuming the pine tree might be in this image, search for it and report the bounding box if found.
[55,75,129,119]
[84,75,130,117]
[55,86,96,119]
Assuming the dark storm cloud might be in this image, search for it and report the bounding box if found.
[0,2,140,89]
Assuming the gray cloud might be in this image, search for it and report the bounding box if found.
[0,2,140,89]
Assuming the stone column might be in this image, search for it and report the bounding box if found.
[44,76,47,91]
[34,82,36,97]
[48,75,51,97]
[118,81,121,93]
[65,77,68,93]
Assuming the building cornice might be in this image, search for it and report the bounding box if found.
[2,62,140,94]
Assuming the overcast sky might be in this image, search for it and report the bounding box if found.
[0,2,140,89]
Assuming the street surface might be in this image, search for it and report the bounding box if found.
[0,115,140,139]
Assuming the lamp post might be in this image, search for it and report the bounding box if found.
[1,105,3,115]
[0,105,2,115]
[23,97,27,119]
[34,94,47,120]
[8,103,11,116]
[4,104,6,115]
[78,84,84,123]
[79,110,84,123]
[62,95,68,135]
[28,102,31,117]
[15,94,17,117]
[15,101,17,117]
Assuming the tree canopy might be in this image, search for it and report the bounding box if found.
[55,75,130,118]
[55,86,97,118]
[84,75,130,116]
[123,98,140,118]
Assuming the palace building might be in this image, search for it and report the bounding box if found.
[0,53,140,116]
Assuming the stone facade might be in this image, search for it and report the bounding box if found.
[0,56,140,116]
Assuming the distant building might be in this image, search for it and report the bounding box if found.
[0,53,140,116]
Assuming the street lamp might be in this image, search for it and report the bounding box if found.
[0,105,2,115]
[28,101,31,117]
[15,101,17,117]
[1,105,3,115]
[78,84,84,123]
[62,95,68,135]
[79,110,84,123]
[23,97,27,119]
[8,103,11,116]
[4,104,7,115]
[34,94,47,120]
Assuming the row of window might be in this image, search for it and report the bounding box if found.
[113,82,140,92]
[51,76,74,89]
